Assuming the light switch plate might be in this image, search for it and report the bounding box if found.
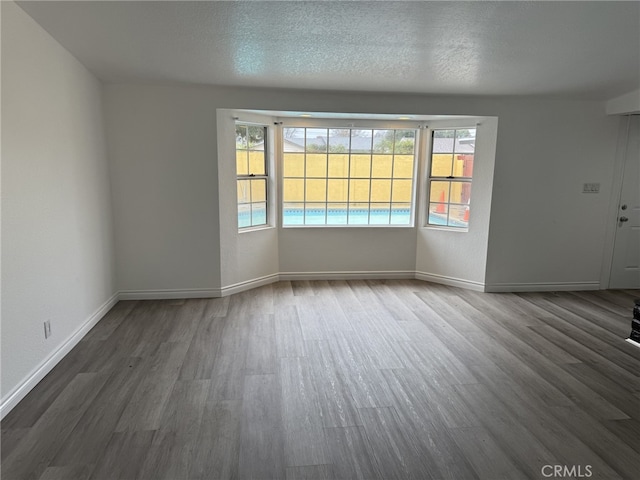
[583,183,600,193]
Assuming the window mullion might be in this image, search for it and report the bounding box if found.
[367,131,373,225]
[346,132,352,225]
[303,128,308,225]
[324,129,329,225]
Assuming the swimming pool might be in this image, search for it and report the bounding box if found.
[238,208,467,228]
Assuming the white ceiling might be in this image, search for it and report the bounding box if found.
[16,1,640,100]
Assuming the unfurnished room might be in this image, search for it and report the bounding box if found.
[1,1,640,479]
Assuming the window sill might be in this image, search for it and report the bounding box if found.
[422,225,469,233]
[239,224,276,234]
[281,224,415,229]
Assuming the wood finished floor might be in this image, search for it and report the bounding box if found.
[2,280,640,480]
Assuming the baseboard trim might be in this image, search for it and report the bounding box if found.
[625,338,640,349]
[414,271,485,292]
[219,273,281,296]
[118,287,222,300]
[484,281,600,293]
[0,292,120,420]
[280,271,415,281]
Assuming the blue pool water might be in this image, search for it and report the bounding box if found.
[284,209,411,226]
[238,208,467,228]
[239,208,409,227]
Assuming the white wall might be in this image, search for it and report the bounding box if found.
[217,109,279,291]
[606,89,640,115]
[105,86,221,297]
[104,84,620,294]
[484,99,619,291]
[415,118,498,290]
[1,2,115,414]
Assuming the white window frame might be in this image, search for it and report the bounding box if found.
[236,122,270,231]
[423,125,478,231]
[278,118,422,228]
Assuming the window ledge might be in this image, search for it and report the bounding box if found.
[422,225,469,233]
[239,225,276,234]
[281,224,415,229]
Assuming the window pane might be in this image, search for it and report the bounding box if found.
[391,203,411,225]
[430,181,450,203]
[349,179,370,202]
[238,203,251,228]
[283,179,304,202]
[431,154,453,177]
[369,203,391,224]
[283,128,304,152]
[236,125,248,149]
[327,129,350,153]
[237,179,250,203]
[348,203,369,225]
[428,203,449,226]
[283,203,304,225]
[454,154,474,178]
[449,181,471,204]
[350,155,371,178]
[393,155,414,178]
[448,204,469,228]
[371,155,393,178]
[236,151,249,175]
[433,130,456,152]
[326,203,348,225]
[305,179,326,202]
[370,179,391,202]
[394,130,415,154]
[247,126,265,148]
[283,153,304,177]
[327,179,348,202]
[306,154,327,178]
[372,130,395,153]
[305,204,326,225]
[306,129,328,153]
[351,130,372,153]
[252,203,267,226]
[455,128,476,143]
[391,179,412,203]
[251,179,266,202]
[248,151,265,175]
[328,154,349,177]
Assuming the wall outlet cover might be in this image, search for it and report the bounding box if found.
[582,182,600,193]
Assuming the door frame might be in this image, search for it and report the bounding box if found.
[600,115,633,288]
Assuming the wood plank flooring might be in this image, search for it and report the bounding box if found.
[2,280,639,480]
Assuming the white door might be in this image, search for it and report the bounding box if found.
[610,115,640,289]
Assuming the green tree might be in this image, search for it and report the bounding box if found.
[373,130,415,154]
[236,125,265,148]
[434,129,472,138]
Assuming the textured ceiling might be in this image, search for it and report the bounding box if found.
[15,1,640,99]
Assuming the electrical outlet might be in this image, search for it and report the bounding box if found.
[44,320,51,339]
[583,182,600,194]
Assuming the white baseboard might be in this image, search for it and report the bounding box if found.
[414,271,485,292]
[219,274,280,296]
[119,287,222,300]
[484,281,600,293]
[625,338,640,349]
[0,292,120,420]
[280,270,415,281]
